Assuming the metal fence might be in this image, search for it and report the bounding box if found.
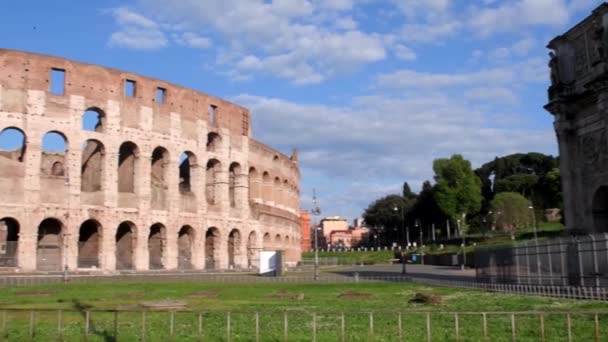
[475,233,608,287]
[0,308,605,341]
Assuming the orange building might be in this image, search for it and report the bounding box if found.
[300,211,311,251]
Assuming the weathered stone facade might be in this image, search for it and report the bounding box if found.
[0,49,301,272]
[546,4,608,234]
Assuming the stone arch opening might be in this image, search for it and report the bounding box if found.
[178,226,195,269]
[81,139,105,193]
[274,177,281,205]
[593,186,608,233]
[275,234,282,247]
[248,167,259,202]
[82,107,105,132]
[229,162,241,208]
[262,172,271,202]
[285,235,290,246]
[205,227,220,269]
[228,229,241,268]
[78,219,100,268]
[115,221,136,270]
[206,159,221,205]
[263,232,271,250]
[151,147,169,210]
[0,127,26,162]
[179,151,196,194]
[206,132,221,152]
[41,131,68,178]
[37,218,64,271]
[0,217,19,267]
[118,141,139,194]
[247,231,257,268]
[148,223,166,269]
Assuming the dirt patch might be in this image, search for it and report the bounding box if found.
[140,300,188,310]
[14,291,56,297]
[338,291,371,299]
[268,290,305,300]
[408,292,442,305]
[189,290,219,298]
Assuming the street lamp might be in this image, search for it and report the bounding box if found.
[311,189,322,281]
[414,219,422,247]
[392,205,407,275]
[457,217,466,270]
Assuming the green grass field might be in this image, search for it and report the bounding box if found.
[0,281,606,341]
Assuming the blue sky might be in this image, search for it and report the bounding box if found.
[1,0,603,222]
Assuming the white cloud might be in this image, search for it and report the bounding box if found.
[469,0,571,37]
[393,44,416,61]
[174,32,211,49]
[465,87,519,105]
[109,7,167,49]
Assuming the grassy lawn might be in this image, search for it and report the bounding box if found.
[0,281,606,341]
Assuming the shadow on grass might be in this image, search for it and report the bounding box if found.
[72,299,117,342]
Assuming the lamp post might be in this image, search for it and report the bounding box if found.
[457,218,466,270]
[311,189,321,281]
[529,205,541,283]
[414,219,422,247]
[393,205,407,274]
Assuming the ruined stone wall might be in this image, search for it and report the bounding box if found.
[0,49,301,272]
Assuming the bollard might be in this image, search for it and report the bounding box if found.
[354,272,359,283]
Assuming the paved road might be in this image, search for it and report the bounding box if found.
[324,264,477,282]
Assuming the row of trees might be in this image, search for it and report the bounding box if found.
[362,153,562,245]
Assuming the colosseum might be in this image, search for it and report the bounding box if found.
[0,49,301,273]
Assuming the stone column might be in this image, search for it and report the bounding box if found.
[100,221,116,272]
[191,223,205,270]
[134,223,149,271]
[215,169,229,214]
[235,173,248,216]
[17,216,36,271]
[164,225,178,270]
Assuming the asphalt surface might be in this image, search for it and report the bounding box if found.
[325,264,477,282]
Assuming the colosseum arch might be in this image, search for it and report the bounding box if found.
[229,162,241,208]
[248,167,259,202]
[274,234,282,247]
[148,223,166,269]
[247,231,257,268]
[205,227,220,269]
[81,139,104,195]
[283,179,289,208]
[273,177,281,205]
[151,147,169,210]
[37,218,64,271]
[228,229,241,268]
[285,235,290,246]
[178,225,195,269]
[263,232,271,250]
[206,159,221,205]
[115,221,136,270]
[117,141,139,195]
[179,151,196,194]
[262,172,271,203]
[78,219,101,268]
[82,107,105,132]
[41,131,68,178]
[0,128,26,204]
[207,132,221,152]
[0,217,19,267]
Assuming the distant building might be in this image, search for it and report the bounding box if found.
[300,211,311,251]
[321,216,349,243]
[353,217,365,227]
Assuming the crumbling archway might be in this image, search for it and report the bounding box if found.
[593,186,608,233]
[263,232,271,250]
[118,142,139,194]
[0,217,19,267]
[151,147,169,210]
[115,221,136,270]
[37,218,64,271]
[228,229,241,269]
[78,220,100,268]
[206,132,221,152]
[205,227,220,269]
[247,231,257,268]
[81,139,104,193]
[206,159,221,205]
[148,223,166,269]
[82,107,105,132]
[229,162,241,208]
[178,226,195,269]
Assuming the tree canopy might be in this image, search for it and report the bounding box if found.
[433,154,482,226]
[490,192,533,232]
[362,194,412,244]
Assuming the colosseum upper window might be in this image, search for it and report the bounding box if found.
[124,79,136,97]
[156,87,166,105]
[207,132,221,152]
[49,68,65,96]
[82,108,104,132]
[209,105,217,127]
[40,131,67,178]
[0,127,26,162]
